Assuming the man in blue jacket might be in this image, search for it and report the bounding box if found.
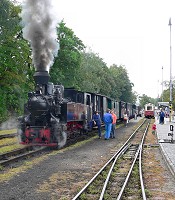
[103,109,113,140]
[92,111,101,138]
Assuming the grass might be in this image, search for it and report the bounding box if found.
[0,143,23,154]
[0,165,4,171]
[0,137,18,147]
[0,129,17,135]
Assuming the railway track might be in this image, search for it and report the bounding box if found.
[0,129,17,140]
[0,133,17,140]
[72,119,149,199]
[0,146,47,166]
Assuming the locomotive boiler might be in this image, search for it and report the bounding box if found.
[18,71,67,148]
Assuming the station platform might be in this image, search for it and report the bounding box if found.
[155,117,175,177]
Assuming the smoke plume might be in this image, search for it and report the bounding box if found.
[0,117,18,130]
[21,0,59,72]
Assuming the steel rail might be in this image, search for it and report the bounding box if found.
[0,147,47,166]
[139,122,149,200]
[0,133,17,140]
[72,119,147,200]
[99,143,130,200]
[116,121,150,200]
[116,143,141,200]
[0,146,32,160]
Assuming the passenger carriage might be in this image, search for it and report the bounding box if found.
[144,103,155,118]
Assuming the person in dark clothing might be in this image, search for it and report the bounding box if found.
[92,111,102,138]
[159,109,165,124]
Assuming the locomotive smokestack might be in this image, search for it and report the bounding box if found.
[33,71,50,85]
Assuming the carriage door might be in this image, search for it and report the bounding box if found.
[107,98,112,109]
[85,93,92,121]
[103,97,107,117]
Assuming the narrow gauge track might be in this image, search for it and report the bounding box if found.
[0,133,17,140]
[73,119,150,200]
[0,146,47,166]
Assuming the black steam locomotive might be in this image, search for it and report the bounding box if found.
[18,71,68,147]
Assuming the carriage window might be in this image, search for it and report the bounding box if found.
[147,106,152,110]
[86,95,90,105]
[76,93,83,103]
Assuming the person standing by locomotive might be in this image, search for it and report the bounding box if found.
[92,111,102,138]
[110,109,117,138]
[103,109,113,140]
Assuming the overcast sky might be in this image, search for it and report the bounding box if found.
[19,0,175,98]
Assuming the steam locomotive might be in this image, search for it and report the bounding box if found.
[18,71,141,148]
[18,71,67,148]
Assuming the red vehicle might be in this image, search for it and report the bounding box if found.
[144,103,155,118]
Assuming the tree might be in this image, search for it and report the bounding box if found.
[139,94,157,108]
[0,0,33,122]
[161,80,175,109]
[109,64,134,102]
[50,20,85,87]
[77,51,111,93]
[76,51,136,103]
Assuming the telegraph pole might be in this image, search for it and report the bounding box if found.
[168,18,173,122]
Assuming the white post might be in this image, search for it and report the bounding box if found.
[168,18,172,122]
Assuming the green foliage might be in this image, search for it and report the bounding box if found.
[76,53,136,103]
[109,64,134,102]
[0,0,33,122]
[76,51,109,93]
[50,20,85,87]
[160,80,175,109]
[139,94,157,107]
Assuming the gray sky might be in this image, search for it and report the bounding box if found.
[19,0,175,98]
